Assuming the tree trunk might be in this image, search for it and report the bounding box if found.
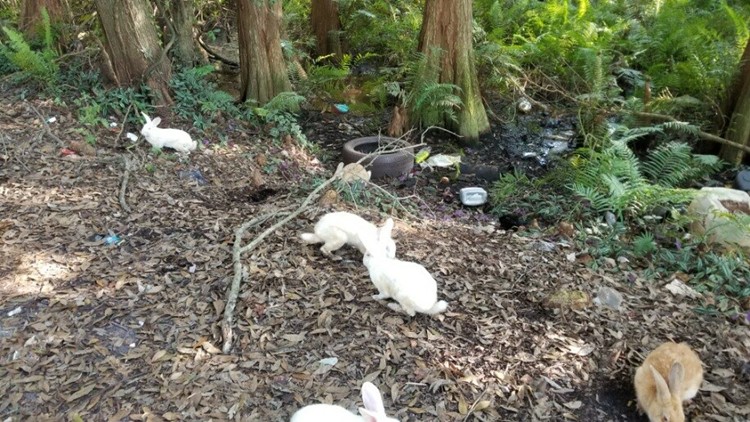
[95,0,173,106]
[417,0,489,142]
[311,0,344,60]
[236,0,291,104]
[720,38,750,164]
[19,0,70,48]
[170,0,206,67]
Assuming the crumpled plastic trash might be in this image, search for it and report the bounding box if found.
[179,169,208,185]
[419,154,461,169]
[665,279,701,298]
[593,286,623,310]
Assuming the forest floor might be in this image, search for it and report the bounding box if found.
[0,93,748,422]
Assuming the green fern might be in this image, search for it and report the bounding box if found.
[0,8,58,84]
[405,51,464,128]
[633,231,657,257]
[262,91,305,113]
[642,142,723,187]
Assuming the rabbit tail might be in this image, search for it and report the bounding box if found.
[300,233,322,244]
[424,300,448,315]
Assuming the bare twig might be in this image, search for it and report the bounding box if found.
[119,156,134,214]
[631,111,750,154]
[26,102,64,146]
[222,134,428,353]
[115,103,133,145]
[220,124,451,353]
[221,174,338,353]
[462,387,490,422]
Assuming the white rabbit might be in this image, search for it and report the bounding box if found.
[290,381,399,422]
[140,112,197,154]
[360,235,448,316]
[300,212,396,259]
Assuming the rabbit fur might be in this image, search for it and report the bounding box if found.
[140,112,197,154]
[634,342,703,422]
[300,212,396,259]
[360,235,448,316]
[290,381,398,422]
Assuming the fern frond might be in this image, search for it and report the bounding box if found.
[405,50,464,127]
[642,141,724,187]
[661,120,701,136]
[571,183,612,213]
[263,92,305,113]
[0,24,58,84]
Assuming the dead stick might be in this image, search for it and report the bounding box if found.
[119,156,133,213]
[631,111,750,154]
[221,138,428,353]
[27,102,64,146]
[116,104,133,145]
[221,176,338,353]
[462,387,489,422]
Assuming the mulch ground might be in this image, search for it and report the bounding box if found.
[0,96,748,422]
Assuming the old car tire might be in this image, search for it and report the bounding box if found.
[342,136,414,180]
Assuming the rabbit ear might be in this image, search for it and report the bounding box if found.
[649,365,672,402]
[361,382,386,414]
[667,362,684,393]
[141,112,151,124]
[379,218,394,239]
[358,408,379,422]
[151,117,162,127]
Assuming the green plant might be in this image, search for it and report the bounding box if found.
[404,51,463,128]
[649,244,750,316]
[0,8,58,85]
[73,86,152,130]
[569,123,721,219]
[254,92,309,146]
[170,65,239,131]
[307,59,350,95]
[642,141,723,188]
[632,231,657,257]
[337,0,422,64]
[490,169,573,225]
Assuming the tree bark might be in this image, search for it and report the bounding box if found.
[311,0,344,60]
[95,0,173,106]
[19,0,70,48]
[236,0,291,104]
[720,38,750,164]
[169,0,206,67]
[417,0,489,142]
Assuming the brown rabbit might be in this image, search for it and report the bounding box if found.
[634,342,703,422]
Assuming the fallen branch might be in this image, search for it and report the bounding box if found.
[221,173,338,353]
[631,111,750,155]
[27,102,64,146]
[197,35,239,67]
[115,103,133,146]
[119,156,134,214]
[221,138,427,353]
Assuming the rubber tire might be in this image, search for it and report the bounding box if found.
[342,136,414,180]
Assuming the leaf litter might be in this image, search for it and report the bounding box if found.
[0,97,748,421]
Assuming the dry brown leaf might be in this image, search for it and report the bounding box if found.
[66,383,96,402]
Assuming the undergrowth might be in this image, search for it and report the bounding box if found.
[0,8,58,86]
[170,65,239,132]
[490,120,749,316]
[474,0,749,129]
